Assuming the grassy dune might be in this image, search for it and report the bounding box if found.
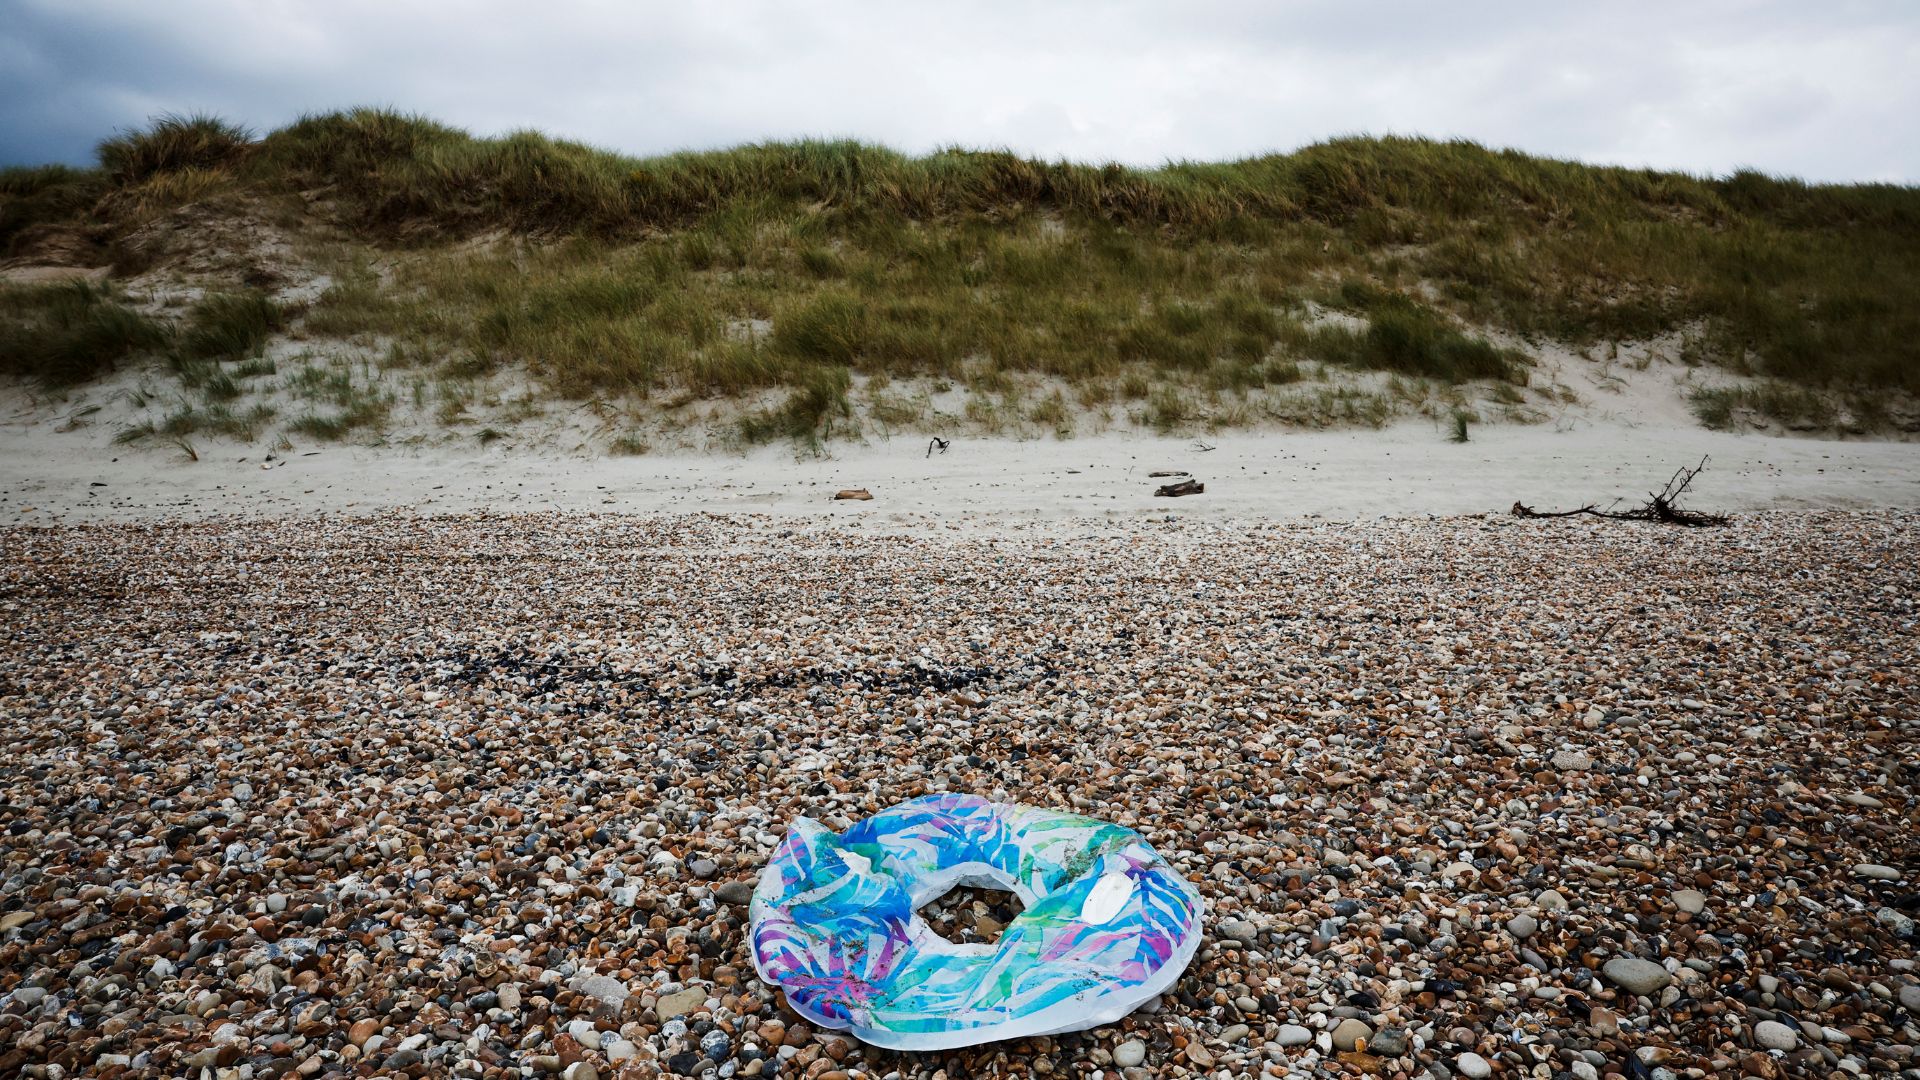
[2,109,1917,444]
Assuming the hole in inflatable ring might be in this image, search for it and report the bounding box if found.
[916,885,1025,947]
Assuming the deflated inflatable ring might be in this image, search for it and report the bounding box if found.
[748,793,1204,1049]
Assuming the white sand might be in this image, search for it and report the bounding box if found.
[5,351,1917,525]
[6,415,1919,527]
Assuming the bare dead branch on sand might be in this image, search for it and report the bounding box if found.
[1512,456,1730,527]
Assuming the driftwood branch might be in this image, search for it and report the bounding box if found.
[1512,456,1730,527]
[926,437,950,458]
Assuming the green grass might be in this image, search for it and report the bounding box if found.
[296,219,1523,411]
[1300,283,1529,383]
[115,402,276,443]
[773,292,868,364]
[287,398,389,440]
[1,164,108,255]
[0,282,172,384]
[97,113,253,185]
[6,108,1919,439]
[177,291,281,361]
[739,365,852,447]
[1689,383,1840,431]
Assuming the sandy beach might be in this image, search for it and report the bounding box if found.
[5,8,1920,1077]
[6,298,1920,1080]
[5,415,1920,527]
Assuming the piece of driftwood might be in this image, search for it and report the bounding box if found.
[1512,456,1730,527]
[927,437,950,458]
[1147,470,1190,478]
[1155,479,1204,497]
[834,488,873,501]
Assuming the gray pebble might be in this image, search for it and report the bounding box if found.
[1216,918,1258,946]
[1754,1020,1798,1050]
[1330,1018,1372,1052]
[1603,957,1673,996]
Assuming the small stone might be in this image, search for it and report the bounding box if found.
[1113,1040,1146,1068]
[1899,984,1920,1014]
[1754,1021,1798,1051]
[1219,1023,1250,1044]
[1878,907,1915,936]
[1507,913,1537,939]
[1672,889,1707,914]
[1604,957,1673,996]
[715,881,754,905]
[1843,792,1883,808]
[1551,749,1593,771]
[1589,1006,1620,1036]
[347,1018,380,1048]
[1853,864,1900,880]
[1367,1029,1408,1057]
[1456,1051,1493,1079]
[700,1029,732,1062]
[497,984,521,1012]
[562,1064,598,1080]
[566,1019,602,1049]
[1217,918,1258,946]
[689,858,719,880]
[576,975,630,1008]
[656,987,706,1019]
[1276,1024,1312,1046]
[1184,1043,1214,1068]
[1535,889,1568,911]
[1331,1018,1373,1052]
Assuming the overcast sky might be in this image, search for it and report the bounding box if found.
[3,0,1916,182]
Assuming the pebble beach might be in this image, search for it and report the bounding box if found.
[2,510,1917,1079]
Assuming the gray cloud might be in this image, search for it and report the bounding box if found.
[2,0,1915,182]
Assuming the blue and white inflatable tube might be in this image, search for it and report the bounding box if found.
[747,793,1204,1050]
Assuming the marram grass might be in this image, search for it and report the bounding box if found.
[2,108,1917,442]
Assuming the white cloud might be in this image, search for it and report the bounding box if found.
[1,0,1914,181]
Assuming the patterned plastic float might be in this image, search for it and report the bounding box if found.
[748,793,1204,1050]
